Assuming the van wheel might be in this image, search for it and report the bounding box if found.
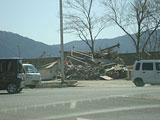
[7,83,18,94]
[134,79,145,87]
[17,88,23,93]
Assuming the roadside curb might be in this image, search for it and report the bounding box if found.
[38,80,78,88]
[37,80,135,88]
[38,83,68,88]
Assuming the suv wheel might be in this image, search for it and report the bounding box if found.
[7,83,18,94]
[134,79,145,87]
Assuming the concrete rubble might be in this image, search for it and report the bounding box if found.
[64,61,127,80]
[63,44,128,80]
[38,44,128,82]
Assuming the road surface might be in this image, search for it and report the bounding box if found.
[0,80,160,120]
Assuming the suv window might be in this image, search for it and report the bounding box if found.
[142,63,153,70]
[135,63,140,70]
[156,63,160,70]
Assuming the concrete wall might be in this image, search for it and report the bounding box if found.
[23,57,60,69]
[23,51,160,68]
[119,51,160,65]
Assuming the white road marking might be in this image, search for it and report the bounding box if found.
[77,118,92,120]
[40,104,160,120]
[0,94,134,113]
[70,101,77,109]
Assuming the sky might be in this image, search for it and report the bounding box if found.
[0,0,125,45]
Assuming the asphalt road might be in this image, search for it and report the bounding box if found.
[0,80,160,120]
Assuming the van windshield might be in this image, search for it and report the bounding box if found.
[24,65,38,73]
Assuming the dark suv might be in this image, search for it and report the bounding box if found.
[0,58,25,94]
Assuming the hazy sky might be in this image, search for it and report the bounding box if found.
[0,0,125,45]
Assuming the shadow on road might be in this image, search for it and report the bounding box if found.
[0,91,23,95]
[0,92,9,95]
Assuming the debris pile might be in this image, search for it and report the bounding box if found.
[65,64,100,80]
[64,62,127,80]
[64,44,128,80]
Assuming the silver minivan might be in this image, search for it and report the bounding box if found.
[132,60,160,87]
[23,64,41,88]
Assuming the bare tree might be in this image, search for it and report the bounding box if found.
[147,30,160,51]
[63,0,106,57]
[102,0,160,59]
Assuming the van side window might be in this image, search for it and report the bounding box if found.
[0,61,15,73]
[8,61,14,72]
[156,63,160,70]
[0,62,7,73]
[142,63,153,70]
[135,63,140,70]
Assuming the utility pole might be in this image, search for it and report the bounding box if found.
[17,45,20,58]
[60,0,65,84]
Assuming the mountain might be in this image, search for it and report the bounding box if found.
[2,30,155,58]
[0,31,60,58]
[64,36,135,53]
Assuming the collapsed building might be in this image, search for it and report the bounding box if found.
[64,43,128,80]
[35,43,128,81]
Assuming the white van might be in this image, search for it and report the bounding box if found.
[23,64,41,88]
[132,60,160,87]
